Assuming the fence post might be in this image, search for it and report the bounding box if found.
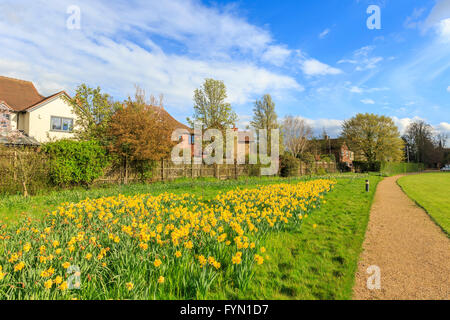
[161,159,164,181]
[234,160,238,180]
[13,150,17,181]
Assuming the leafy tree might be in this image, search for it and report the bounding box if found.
[403,120,447,167]
[251,94,283,155]
[107,96,173,183]
[281,115,312,158]
[64,84,120,143]
[187,78,237,130]
[250,94,278,131]
[341,113,404,162]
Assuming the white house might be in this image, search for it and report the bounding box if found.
[0,76,77,145]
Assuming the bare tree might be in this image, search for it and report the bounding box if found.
[282,115,312,158]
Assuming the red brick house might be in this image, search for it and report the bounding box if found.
[318,137,354,169]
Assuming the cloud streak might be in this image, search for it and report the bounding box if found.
[0,0,302,113]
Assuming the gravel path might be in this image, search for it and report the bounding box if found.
[353,175,450,300]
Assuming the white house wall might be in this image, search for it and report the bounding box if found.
[27,96,77,142]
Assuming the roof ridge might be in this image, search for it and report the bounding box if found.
[25,91,70,111]
[0,75,36,85]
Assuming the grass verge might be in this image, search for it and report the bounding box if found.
[0,174,366,224]
[397,172,449,236]
[207,175,382,300]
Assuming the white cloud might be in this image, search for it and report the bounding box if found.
[300,59,342,76]
[261,45,291,67]
[0,0,302,112]
[424,0,450,34]
[349,86,363,93]
[439,18,450,41]
[437,121,450,133]
[447,85,450,92]
[294,117,343,137]
[360,99,375,104]
[404,7,426,29]
[338,45,383,71]
[318,28,330,39]
[391,117,450,145]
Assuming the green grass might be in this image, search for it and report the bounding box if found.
[0,174,380,300]
[0,177,291,223]
[207,176,382,300]
[0,174,367,224]
[398,172,450,236]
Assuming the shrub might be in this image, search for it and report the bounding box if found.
[42,140,109,187]
[300,152,315,174]
[320,154,334,163]
[315,167,327,175]
[0,146,49,196]
[279,153,300,177]
[380,162,424,176]
[353,161,381,172]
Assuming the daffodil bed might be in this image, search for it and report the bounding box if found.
[0,179,335,299]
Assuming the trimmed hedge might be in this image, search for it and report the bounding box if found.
[42,140,109,187]
[380,162,424,176]
[353,160,424,176]
[353,161,381,172]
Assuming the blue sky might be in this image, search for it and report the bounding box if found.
[0,0,449,138]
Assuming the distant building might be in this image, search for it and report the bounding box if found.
[0,76,76,145]
[317,137,354,169]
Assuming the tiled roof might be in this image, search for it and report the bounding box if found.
[148,105,192,133]
[0,76,45,112]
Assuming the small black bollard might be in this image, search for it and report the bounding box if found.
[365,179,370,192]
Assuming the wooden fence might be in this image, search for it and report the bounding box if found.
[0,148,337,193]
[96,159,337,184]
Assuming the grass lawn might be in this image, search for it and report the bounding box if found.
[0,177,302,223]
[0,174,380,299]
[208,175,382,300]
[0,174,364,224]
[398,172,450,236]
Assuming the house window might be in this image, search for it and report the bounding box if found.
[0,113,10,128]
[51,116,73,132]
[190,134,195,145]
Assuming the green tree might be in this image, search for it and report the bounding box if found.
[403,120,442,166]
[341,113,404,162]
[250,94,282,155]
[187,78,237,130]
[250,94,278,131]
[107,94,173,184]
[64,84,120,143]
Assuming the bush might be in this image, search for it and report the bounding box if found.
[353,161,381,172]
[315,167,327,175]
[42,140,109,187]
[279,153,300,177]
[380,162,424,176]
[320,154,335,163]
[0,146,50,196]
[300,152,315,174]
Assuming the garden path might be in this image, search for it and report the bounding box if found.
[353,175,450,300]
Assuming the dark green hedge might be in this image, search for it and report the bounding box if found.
[353,160,424,176]
[42,140,109,187]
